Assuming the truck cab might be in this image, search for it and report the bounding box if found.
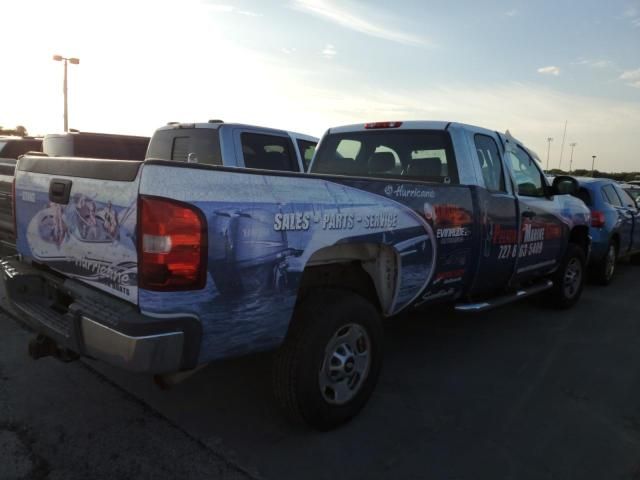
[146,121,318,172]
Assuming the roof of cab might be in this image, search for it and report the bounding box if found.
[327,120,452,134]
[156,122,318,142]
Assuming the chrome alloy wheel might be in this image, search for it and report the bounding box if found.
[319,324,371,405]
[564,257,583,299]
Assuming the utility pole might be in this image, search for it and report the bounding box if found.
[546,137,553,171]
[591,155,597,177]
[53,55,80,132]
[558,120,567,170]
[568,142,577,173]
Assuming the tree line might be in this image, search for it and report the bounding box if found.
[0,126,28,137]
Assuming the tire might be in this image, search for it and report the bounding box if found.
[272,288,383,431]
[592,241,618,286]
[545,243,586,309]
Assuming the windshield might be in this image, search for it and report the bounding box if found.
[311,130,457,184]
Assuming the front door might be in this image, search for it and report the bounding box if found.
[504,145,566,281]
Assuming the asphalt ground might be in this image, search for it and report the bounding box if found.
[2,264,640,479]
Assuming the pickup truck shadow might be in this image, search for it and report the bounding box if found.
[89,292,600,479]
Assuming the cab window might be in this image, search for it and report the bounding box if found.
[241,133,297,172]
[474,134,505,192]
[312,130,457,184]
[507,146,545,197]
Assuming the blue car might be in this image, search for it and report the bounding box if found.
[575,177,640,284]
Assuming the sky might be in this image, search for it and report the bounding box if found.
[1,0,639,172]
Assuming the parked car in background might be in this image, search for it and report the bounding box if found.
[147,121,318,171]
[574,177,640,284]
[0,136,42,250]
[621,183,640,204]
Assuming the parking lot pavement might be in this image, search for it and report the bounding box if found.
[0,316,256,480]
[2,265,640,479]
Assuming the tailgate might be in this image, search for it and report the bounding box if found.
[14,156,142,304]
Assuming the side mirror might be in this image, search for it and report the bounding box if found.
[550,175,579,196]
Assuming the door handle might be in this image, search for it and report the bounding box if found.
[522,210,536,219]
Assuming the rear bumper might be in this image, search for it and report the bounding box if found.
[1,258,201,374]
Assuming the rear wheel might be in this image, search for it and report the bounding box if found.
[592,241,618,285]
[545,243,586,309]
[272,288,383,431]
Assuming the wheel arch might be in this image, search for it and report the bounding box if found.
[296,243,400,316]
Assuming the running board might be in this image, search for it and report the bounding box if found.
[454,279,553,313]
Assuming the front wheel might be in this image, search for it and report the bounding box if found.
[272,289,383,431]
[545,243,586,309]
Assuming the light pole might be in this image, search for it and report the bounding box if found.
[546,137,553,171]
[591,155,597,177]
[53,54,80,132]
[568,142,577,173]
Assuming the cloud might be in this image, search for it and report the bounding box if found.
[623,6,640,26]
[505,9,518,17]
[537,66,560,76]
[290,0,429,47]
[574,59,612,69]
[321,44,337,59]
[620,68,640,88]
[281,47,297,55]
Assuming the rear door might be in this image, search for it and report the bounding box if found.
[505,145,566,280]
[612,184,640,254]
[14,156,142,303]
[464,129,519,296]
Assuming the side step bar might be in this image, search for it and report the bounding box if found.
[454,280,553,313]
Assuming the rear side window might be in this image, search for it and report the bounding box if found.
[601,184,623,207]
[241,133,297,172]
[474,134,505,192]
[297,139,317,171]
[146,129,222,165]
[311,130,457,184]
[615,186,638,208]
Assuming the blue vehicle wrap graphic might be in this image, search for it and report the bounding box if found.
[15,177,139,302]
[15,165,477,363]
[138,166,475,362]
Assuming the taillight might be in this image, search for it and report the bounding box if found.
[591,210,605,228]
[364,121,403,129]
[11,178,17,240]
[138,196,207,291]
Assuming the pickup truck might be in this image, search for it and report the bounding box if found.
[0,122,318,248]
[3,120,590,431]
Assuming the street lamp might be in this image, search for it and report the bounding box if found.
[568,142,577,173]
[591,155,597,177]
[53,54,80,132]
[546,137,553,171]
